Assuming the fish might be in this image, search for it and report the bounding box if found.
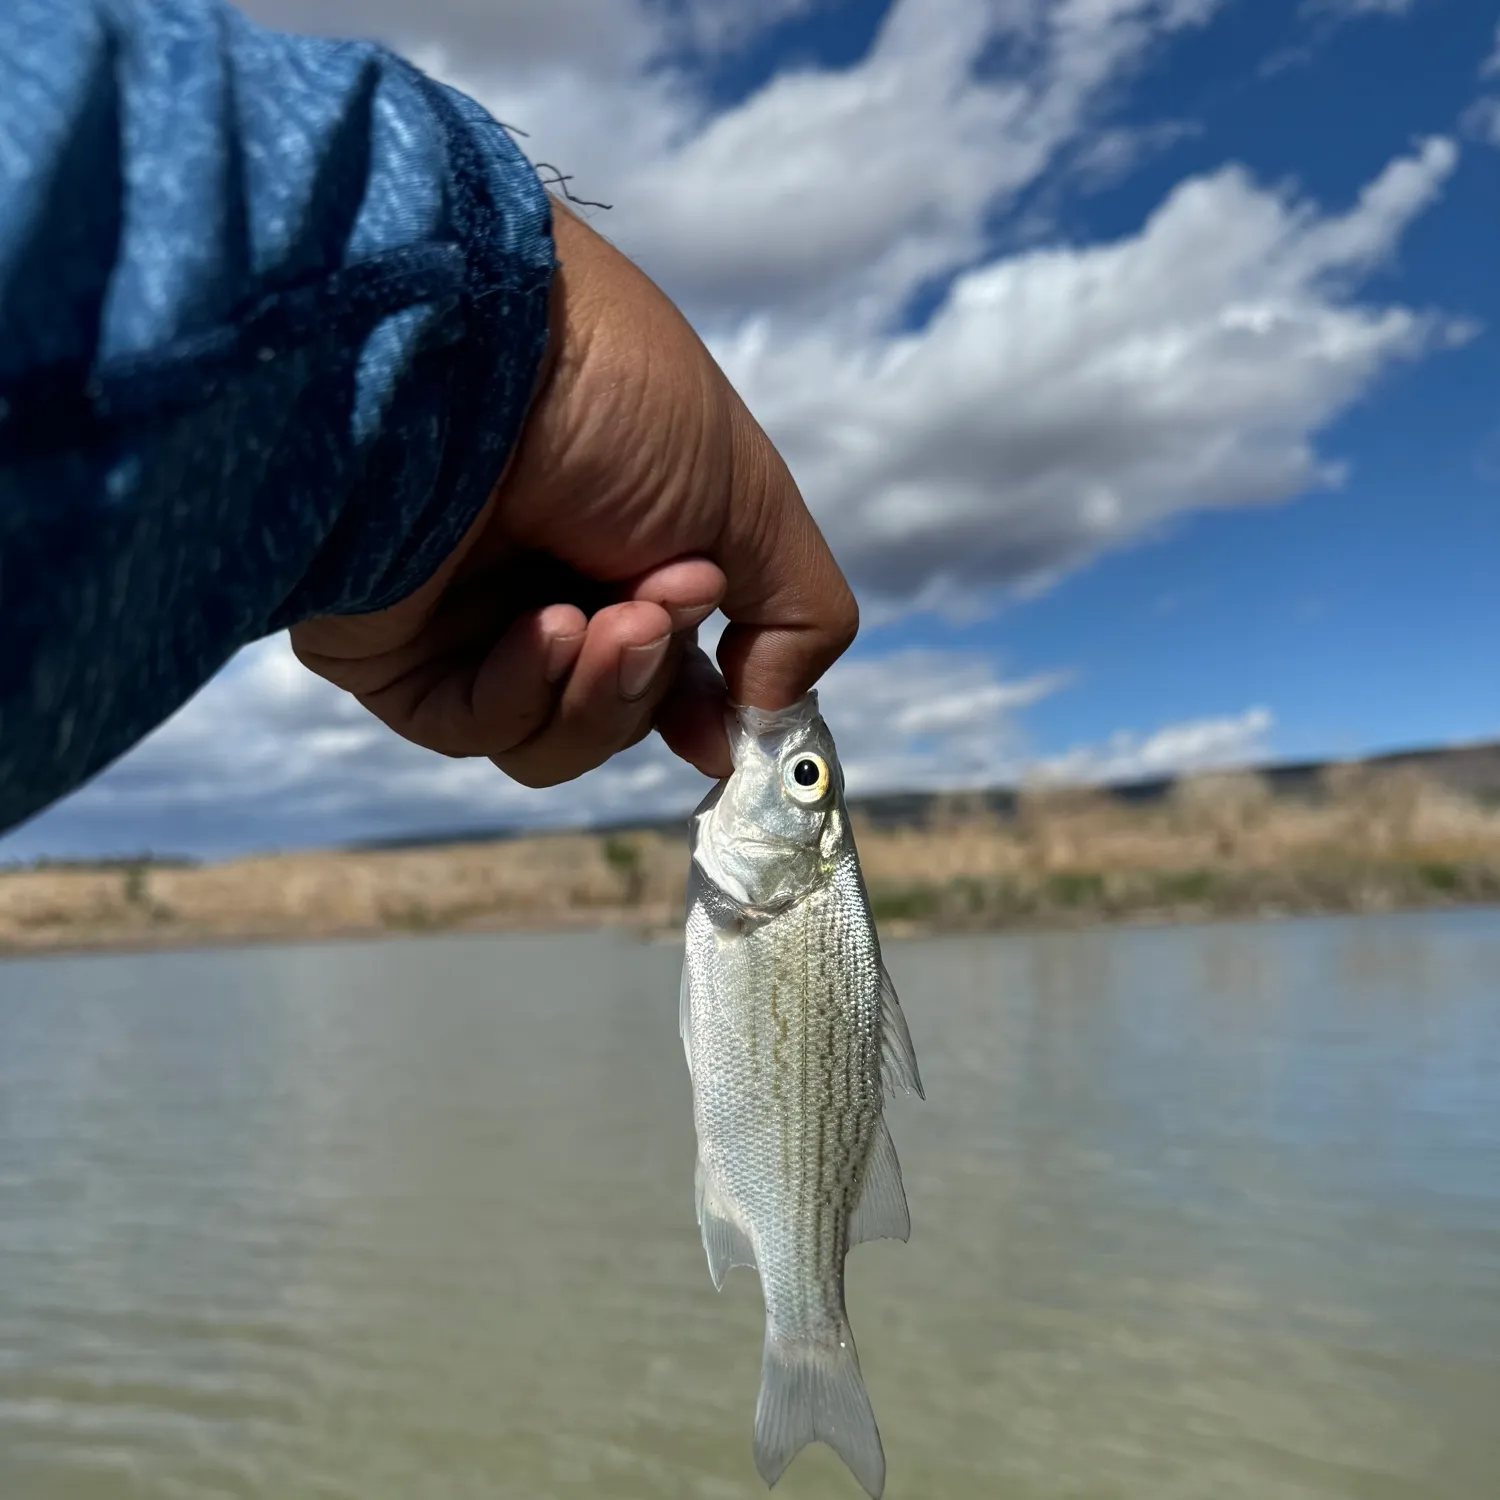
[680,691,923,1498]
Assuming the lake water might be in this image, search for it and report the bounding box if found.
[1,911,1498,1500]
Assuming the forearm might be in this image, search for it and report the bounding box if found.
[0,0,554,834]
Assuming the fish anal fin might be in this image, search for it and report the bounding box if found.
[695,1158,756,1291]
[878,959,924,1100]
[849,1117,910,1247]
[702,1210,757,1292]
[754,1327,886,1499]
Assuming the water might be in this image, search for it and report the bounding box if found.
[1,911,1498,1500]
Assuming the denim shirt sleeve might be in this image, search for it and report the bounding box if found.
[0,0,556,836]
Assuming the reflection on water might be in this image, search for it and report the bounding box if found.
[1,911,1498,1499]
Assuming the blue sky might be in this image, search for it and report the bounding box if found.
[774,0,1500,763]
[5,0,1498,860]
[935,0,1500,764]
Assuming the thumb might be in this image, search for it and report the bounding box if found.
[712,396,859,709]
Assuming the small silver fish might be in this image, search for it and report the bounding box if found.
[680,692,923,1498]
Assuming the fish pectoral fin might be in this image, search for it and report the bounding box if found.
[849,1117,911,1246]
[755,1328,886,1500]
[678,963,693,1078]
[878,959,924,1100]
[695,1159,756,1291]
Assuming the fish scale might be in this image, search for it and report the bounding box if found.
[681,693,923,1498]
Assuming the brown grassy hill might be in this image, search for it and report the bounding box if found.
[4,743,1499,957]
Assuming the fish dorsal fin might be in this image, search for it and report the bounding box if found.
[849,1117,910,1246]
[878,960,924,1100]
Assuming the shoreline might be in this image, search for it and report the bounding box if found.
[3,868,1498,963]
[6,764,1499,962]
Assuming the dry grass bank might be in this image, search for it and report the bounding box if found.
[3,765,1499,956]
[856,766,1500,930]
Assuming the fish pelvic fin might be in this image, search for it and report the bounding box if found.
[878,960,924,1100]
[754,1327,885,1499]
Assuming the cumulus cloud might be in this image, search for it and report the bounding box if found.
[815,650,1070,793]
[0,637,1061,857]
[2,639,646,858]
[1,631,1279,858]
[429,0,1229,326]
[720,137,1465,605]
[1,635,1275,859]
[1462,97,1500,148]
[1034,706,1274,785]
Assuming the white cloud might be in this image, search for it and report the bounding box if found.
[1462,97,1500,148]
[1458,24,1500,148]
[1035,706,1274,785]
[1,633,1283,857]
[1265,0,1422,77]
[20,635,683,855]
[1303,0,1417,17]
[240,0,660,71]
[433,0,1228,326]
[719,137,1466,605]
[242,0,843,68]
[1068,118,1200,190]
[2,637,1072,857]
[820,651,1070,792]
[664,0,831,58]
[0,629,1289,859]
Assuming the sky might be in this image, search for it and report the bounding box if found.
[6,0,1499,860]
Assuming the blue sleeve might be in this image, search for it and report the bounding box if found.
[0,0,556,836]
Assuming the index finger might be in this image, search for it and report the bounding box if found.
[711,394,859,709]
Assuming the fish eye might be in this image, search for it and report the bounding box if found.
[783,753,830,804]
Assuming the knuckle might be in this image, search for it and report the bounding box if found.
[825,585,860,659]
[837,593,860,649]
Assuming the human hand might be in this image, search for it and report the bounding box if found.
[290,202,856,786]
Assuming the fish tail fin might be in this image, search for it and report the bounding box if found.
[753,1325,885,1498]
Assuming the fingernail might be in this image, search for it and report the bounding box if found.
[670,600,718,632]
[619,635,670,702]
[544,632,585,684]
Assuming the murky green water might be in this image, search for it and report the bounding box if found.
[1,911,1498,1499]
